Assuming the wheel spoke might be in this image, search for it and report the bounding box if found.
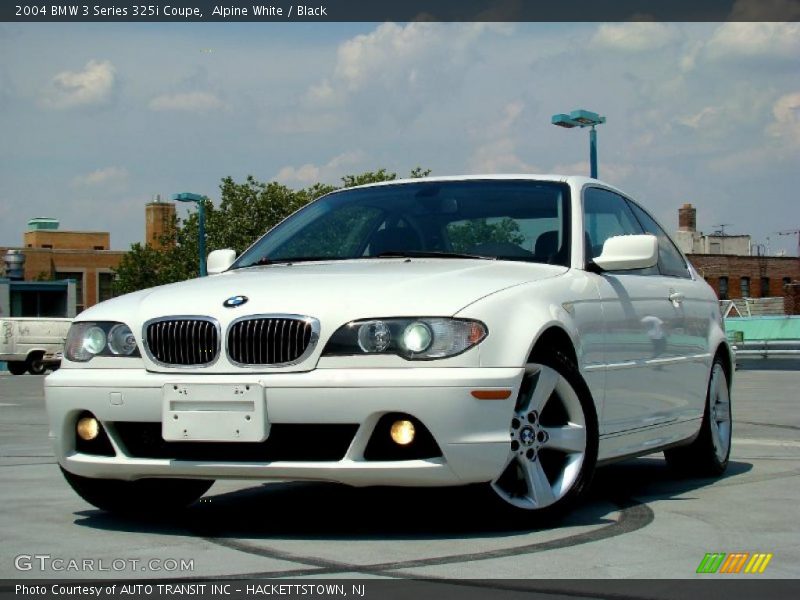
[543,424,586,454]
[527,366,559,414]
[714,401,730,423]
[522,458,556,508]
[709,417,722,453]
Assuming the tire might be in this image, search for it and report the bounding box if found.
[8,361,27,376]
[27,356,46,375]
[488,351,599,521]
[60,467,214,515]
[664,357,731,477]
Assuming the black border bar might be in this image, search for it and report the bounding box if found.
[3,579,800,600]
[3,0,800,23]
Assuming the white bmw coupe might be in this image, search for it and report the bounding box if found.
[46,175,732,518]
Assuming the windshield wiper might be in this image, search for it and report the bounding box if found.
[234,256,346,269]
[374,250,496,260]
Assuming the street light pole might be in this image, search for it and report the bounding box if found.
[172,192,207,277]
[551,109,606,179]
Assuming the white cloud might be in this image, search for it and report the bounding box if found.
[304,22,501,111]
[468,101,540,173]
[41,59,115,109]
[148,91,223,112]
[767,91,800,146]
[705,23,800,61]
[71,166,129,189]
[592,22,678,52]
[274,151,364,186]
[676,106,721,129]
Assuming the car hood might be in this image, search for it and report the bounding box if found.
[88,258,567,324]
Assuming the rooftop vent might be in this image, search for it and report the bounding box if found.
[27,217,60,231]
[3,249,25,280]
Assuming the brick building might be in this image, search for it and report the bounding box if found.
[1,201,178,313]
[672,204,800,310]
[1,219,126,313]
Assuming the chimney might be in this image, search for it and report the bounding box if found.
[145,198,176,250]
[678,203,696,232]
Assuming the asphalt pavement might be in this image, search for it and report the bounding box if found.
[0,362,798,581]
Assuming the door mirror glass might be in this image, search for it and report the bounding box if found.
[593,234,658,271]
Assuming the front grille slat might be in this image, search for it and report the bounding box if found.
[227,316,315,366]
[145,318,217,367]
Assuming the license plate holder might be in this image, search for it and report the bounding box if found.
[162,383,268,442]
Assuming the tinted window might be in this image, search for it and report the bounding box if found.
[583,187,643,263]
[741,277,750,298]
[233,181,571,268]
[760,277,770,297]
[719,277,729,300]
[627,201,691,279]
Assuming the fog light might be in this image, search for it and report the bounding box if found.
[76,417,99,441]
[390,419,415,445]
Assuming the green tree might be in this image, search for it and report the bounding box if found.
[113,168,426,295]
[448,218,525,254]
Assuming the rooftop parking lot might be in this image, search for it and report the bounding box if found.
[1,363,798,582]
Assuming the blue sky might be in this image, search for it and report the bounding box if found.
[1,21,798,254]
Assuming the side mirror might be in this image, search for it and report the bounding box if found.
[207,249,237,274]
[592,234,658,271]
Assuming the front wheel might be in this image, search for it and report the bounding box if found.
[664,358,731,476]
[489,352,598,520]
[60,467,214,515]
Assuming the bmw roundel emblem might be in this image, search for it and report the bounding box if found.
[223,295,249,308]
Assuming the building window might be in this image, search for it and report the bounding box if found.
[93,245,105,250]
[56,271,84,313]
[760,277,770,297]
[719,276,729,300]
[785,277,793,288]
[98,272,115,303]
[710,242,721,254]
[740,276,750,298]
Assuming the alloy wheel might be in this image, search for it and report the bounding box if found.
[491,363,588,510]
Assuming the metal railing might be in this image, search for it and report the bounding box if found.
[733,340,800,359]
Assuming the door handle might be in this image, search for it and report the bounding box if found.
[669,292,685,306]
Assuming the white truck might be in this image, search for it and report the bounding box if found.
[1,318,71,375]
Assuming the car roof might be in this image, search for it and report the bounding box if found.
[333,174,605,192]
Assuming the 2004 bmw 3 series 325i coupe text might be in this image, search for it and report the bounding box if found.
[45,175,733,519]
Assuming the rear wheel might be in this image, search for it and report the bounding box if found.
[27,353,46,375]
[664,357,731,476]
[489,352,598,520]
[60,467,214,515]
[7,361,27,375]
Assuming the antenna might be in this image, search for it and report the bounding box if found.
[711,224,732,236]
[776,229,800,257]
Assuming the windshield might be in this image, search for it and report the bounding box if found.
[232,180,571,268]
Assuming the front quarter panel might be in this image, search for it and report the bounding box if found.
[456,270,605,418]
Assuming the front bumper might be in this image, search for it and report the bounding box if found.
[45,367,523,487]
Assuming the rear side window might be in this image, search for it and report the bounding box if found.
[627,201,691,279]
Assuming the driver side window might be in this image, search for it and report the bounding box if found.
[583,188,644,263]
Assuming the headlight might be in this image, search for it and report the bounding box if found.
[323,318,487,360]
[65,322,141,362]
